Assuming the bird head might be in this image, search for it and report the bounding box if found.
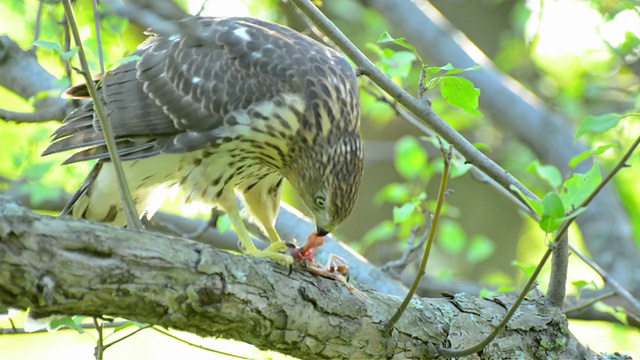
[286,134,363,236]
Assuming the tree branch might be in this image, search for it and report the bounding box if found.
[0,196,596,359]
[288,0,539,206]
[0,36,68,122]
[361,0,640,297]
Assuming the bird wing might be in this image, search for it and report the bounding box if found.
[43,17,331,164]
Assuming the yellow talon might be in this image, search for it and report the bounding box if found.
[246,246,293,266]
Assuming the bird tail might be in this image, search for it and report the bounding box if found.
[63,156,182,226]
[61,162,103,216]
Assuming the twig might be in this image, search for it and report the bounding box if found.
[61,14,73,81]
[0,320,133,335]
[289,0,540,207]
[61,0,142,231]
[385,143,452,332]
[569,244,640,314]
[362,84,539,220]
[439,247,553,356]
[381,223,430,278]
[32,0,45,53]
[438,134,640,357]
[151,327,250,359]
[564,291,616,314]
[92,0,105,75]
[93,317,104,360]
[102,324,152,351]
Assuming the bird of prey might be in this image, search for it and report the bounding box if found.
[43,16,364,265]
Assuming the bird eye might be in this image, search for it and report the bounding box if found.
[314,195,326,209]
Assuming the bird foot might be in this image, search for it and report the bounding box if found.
[246,242,293,266]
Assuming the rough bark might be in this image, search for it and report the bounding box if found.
[0,196,592,359]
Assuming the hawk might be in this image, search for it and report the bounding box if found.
[43,16,364,265]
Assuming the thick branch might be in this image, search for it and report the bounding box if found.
[0,36,68,122]
[0,196,591,359]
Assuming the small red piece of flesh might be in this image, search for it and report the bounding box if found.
[290,232,326,263]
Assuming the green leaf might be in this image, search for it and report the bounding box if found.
[113,321,137,333]
[33,40,62,53]
[22,162,54,180]
[594,302,628,325]
[385,51,417,79]
[576,113,621,139]
[393,201,419,223]
[620,31,640,54]
[465,235,495,264]
[27,89,62,106]
[395,136,428,179]
[376,31,421,62]
[438,221,466,255]
[365,42,385,60]
[450,157,472,178]
[430,156,470,178]
[509,185,543,217]
[511,260,536,278]
[479,285,515,298]
[50,316,85,334]
[374,182,411,205]
[103,10,129,34]
[571,280,597,301]
[560,164,602,212]
[438,77,483,116]
[473,142,492,152]
[443,63,484,75]
[61,47,79,60]
[362,220,396,246]
[29,184,61,208]
[425,63,483,75]
[527,160,563,189]
[569,144,617,169]
[539,192,565,232]
[217,213,231,234]
[555,206,588,223]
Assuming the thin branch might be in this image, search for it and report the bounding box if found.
[385,144,452,332]
[151,327,250,359]
[94,317,104,360]
[92,0,105,75]
[564,291,616,314]
[362,83,539,220]
[569,244,640,314]
[32,0,45,52]
[381,224,429,277]
[438,242,554,356]
[61,0,141,231]
[0,320,132,335]
[364,0,640,322]
[289,0,540,207]
[438,134,640,357]
[102,325,152,351]
[61,14,73,81]
[0,106,67,123]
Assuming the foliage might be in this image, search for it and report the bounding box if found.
[1,0,639,358]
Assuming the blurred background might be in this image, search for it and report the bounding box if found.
[0,0,638,358]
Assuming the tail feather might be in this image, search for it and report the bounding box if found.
[61,163,103,216]
[63,155,184,226]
